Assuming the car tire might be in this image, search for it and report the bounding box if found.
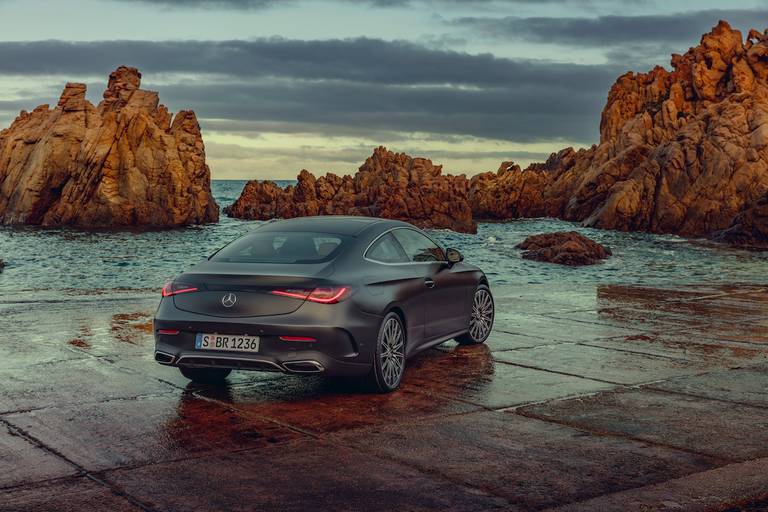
[455,284,494,345]
[364,312,406,393]
[179,366,232,384]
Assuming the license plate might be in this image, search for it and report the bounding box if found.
[195,333,260,353]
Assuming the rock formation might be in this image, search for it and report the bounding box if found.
[227,22,768,243]
[0,66,218,227]
[713,192,768,248]
[225,146,476,233]
[516,232,612,266]
[472,21,768,239]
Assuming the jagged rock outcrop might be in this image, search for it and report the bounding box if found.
[713,192,768,248]
[225,146,476,233]
[0,66,218,227]
[473,21,768,239]
[516,232,612,266]
[227,22,768,242]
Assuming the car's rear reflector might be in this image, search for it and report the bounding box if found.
[279,336,317,342]
[157,329,180,335]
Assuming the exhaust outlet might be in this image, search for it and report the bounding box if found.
[154,351,175,364]
[283,360,325,373]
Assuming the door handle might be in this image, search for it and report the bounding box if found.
[424,278,435,288]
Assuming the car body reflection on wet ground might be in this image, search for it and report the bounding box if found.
[1,283,767,511]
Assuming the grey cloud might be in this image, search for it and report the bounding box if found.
[113,0,288,9]
[0,37,618,143]
[158,78,603,142]
[452,9,766,47]
[114,0,647,8]
[0,38,619,91]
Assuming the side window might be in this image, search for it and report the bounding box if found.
[365,233,409,263]
[392,229,445,262]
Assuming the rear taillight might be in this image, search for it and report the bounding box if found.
[161,281,198,297]
[270,286,348,304]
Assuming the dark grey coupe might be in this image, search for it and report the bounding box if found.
[154,216,494,392]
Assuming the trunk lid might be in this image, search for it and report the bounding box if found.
[171,261,333,318]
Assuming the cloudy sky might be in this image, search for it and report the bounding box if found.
[0,0,765,179]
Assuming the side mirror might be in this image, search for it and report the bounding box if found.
[446,248,463,265]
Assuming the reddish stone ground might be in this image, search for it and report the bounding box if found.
[1,283,767,511]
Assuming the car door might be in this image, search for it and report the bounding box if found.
[391,228,468,341]
[363,232,429,353]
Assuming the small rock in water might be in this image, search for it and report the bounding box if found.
[0,259,5,271]
[516,231,611,266]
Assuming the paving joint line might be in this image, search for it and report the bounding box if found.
[640,384,768,411]
[0,418,158,512]
[512,409,736,466]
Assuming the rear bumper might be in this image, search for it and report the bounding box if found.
[153,296,380,377]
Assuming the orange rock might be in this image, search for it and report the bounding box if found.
[0,66,218,227]
[516,231,612,266]
[472,20,768,240]
[225,146,476,233]
[714,192,768,248]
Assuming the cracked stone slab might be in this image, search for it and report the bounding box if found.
[0,477,142,512]
[101,443,512,512]
[5,393,308,472]
[493,312,648,342]
[334,410,718,510]
[584,333,768,366]
[520,388,768,461]
[194,367,479,434]
[0,424,78,488]
[494,343,709,385]
[649,366,768,408]
[480,331,568,351]
[0,358,178,413]
[0,327,90,370]
[544,457,768,512]
[405,345,615,409]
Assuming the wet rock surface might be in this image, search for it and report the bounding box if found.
[517,231,612,265]
[1,283,767,510]
[0,66,219,227]
[225,146,476,233]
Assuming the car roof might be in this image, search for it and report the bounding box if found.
[257,216,412,236]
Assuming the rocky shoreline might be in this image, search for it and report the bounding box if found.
[224,146,476,232]
[226,21,768,248]
[0,67,218,227]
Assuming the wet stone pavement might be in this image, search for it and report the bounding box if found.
[1,283,768,511]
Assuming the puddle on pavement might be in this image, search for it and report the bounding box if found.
[110,311,154,345]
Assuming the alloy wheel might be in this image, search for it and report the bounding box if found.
[469,288,493,341]
[380,317,405,388]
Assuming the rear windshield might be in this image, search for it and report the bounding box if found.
[211,231,350,264]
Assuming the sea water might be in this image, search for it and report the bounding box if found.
[1,180,766,293]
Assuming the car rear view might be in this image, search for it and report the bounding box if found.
[153,224,377,383]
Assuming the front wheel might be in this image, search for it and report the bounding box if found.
[456,285,494,345]
[179,366,232,384]
[363,312,406,393]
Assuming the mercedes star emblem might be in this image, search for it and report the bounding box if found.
[221,292,237,308]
